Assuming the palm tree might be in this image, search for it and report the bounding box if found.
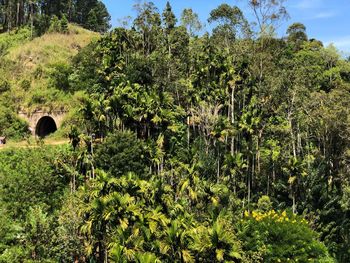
[191,213,243,262]
[157,217,195,263]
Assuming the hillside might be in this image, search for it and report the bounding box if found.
[1,1,350,262]
[0,24,99,112]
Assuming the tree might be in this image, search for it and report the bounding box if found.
[60,14,69,33]
[208,4,250,42]
[0,0,111,34]
[248,0,289,36]
[86,1,111,33]
[48,15,60,33]
[181,8,202,36]
[286,22,308,50]
[162,1,176,31]
[95,131,149,177]
[134,1,162,55]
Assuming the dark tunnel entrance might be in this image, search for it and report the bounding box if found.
[35,116,57,138]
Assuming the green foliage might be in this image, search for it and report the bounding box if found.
[0,104,29,139]
[0,27,31,48]
[0,0,110,34]
[1,1,349,262]
[60,15,69,34]
[0,245,27,263]
[79,170,246,262]
[48,62,73,92]
[48,15,61,33]
[86,2,111,33]
[239,210,335,262]
[287,22,308,45]
[95,131,149,177]
[163,1,177,30]
[0,78,10,93]
[24,206,54,260]
[181,8,202,36]
[0,147,69,219]
[257,195,272,212]
[75,0,111,33]
[66,5,350,259]
[48,15,70,34]
[52,193,85,262]
[0,146,73,261]
[208,4,250,42]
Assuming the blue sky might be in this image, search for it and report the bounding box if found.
[102,0,350,54]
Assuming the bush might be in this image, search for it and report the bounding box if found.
[48,62,72,92]
[238,210,335,263]
[95,131,149,177]
[60,15,69,34]
[20,79,31,91]
[48,15,61,33]
[0,79,10,93]
[0,147,69,219]
[0,105,29,139]
[0,27,31,49]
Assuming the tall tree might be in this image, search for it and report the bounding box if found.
[162,1,176,31]
[248,0,288,36]
[208,4,250,43]
[286,22,308,50]
[181,8,202,36]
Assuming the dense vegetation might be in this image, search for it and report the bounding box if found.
[0,23,98,139]
[1,0,350,262]
[0,0,110,34]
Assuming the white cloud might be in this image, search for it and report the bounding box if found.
[293,0,323,9]
[324,36,350,53]
[312,11,336,19]
[291,1,336,21]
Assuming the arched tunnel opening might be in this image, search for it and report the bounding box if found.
[35,116,57,138]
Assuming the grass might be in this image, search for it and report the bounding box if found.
[0,24,99,112]
[0,24,98,140]
[7,24,99,71]
[0,136,69,151]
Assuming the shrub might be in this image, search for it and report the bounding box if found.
[0,79,10,93]
[48,62,72,92]
[0,105,29,139]
[48,15,61,33]
[95,131,149,177]
[60,15,69,34]
[238,210,335,263]
[20,79,31,91]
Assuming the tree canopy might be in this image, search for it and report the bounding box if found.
[0,1,349,262]
[0,0,111,34]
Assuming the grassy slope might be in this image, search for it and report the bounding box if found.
[0,24,99,112]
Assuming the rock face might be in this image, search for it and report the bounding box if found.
[18,110,66,137]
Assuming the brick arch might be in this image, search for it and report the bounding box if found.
[18,110,66,136]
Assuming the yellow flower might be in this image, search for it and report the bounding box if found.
[252,211,258,218]
[282,211,287,217]
[244,210,249,217]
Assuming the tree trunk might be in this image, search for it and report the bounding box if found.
[187,115,190,148]
[231,85,235,155]
[16,1,19,27]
